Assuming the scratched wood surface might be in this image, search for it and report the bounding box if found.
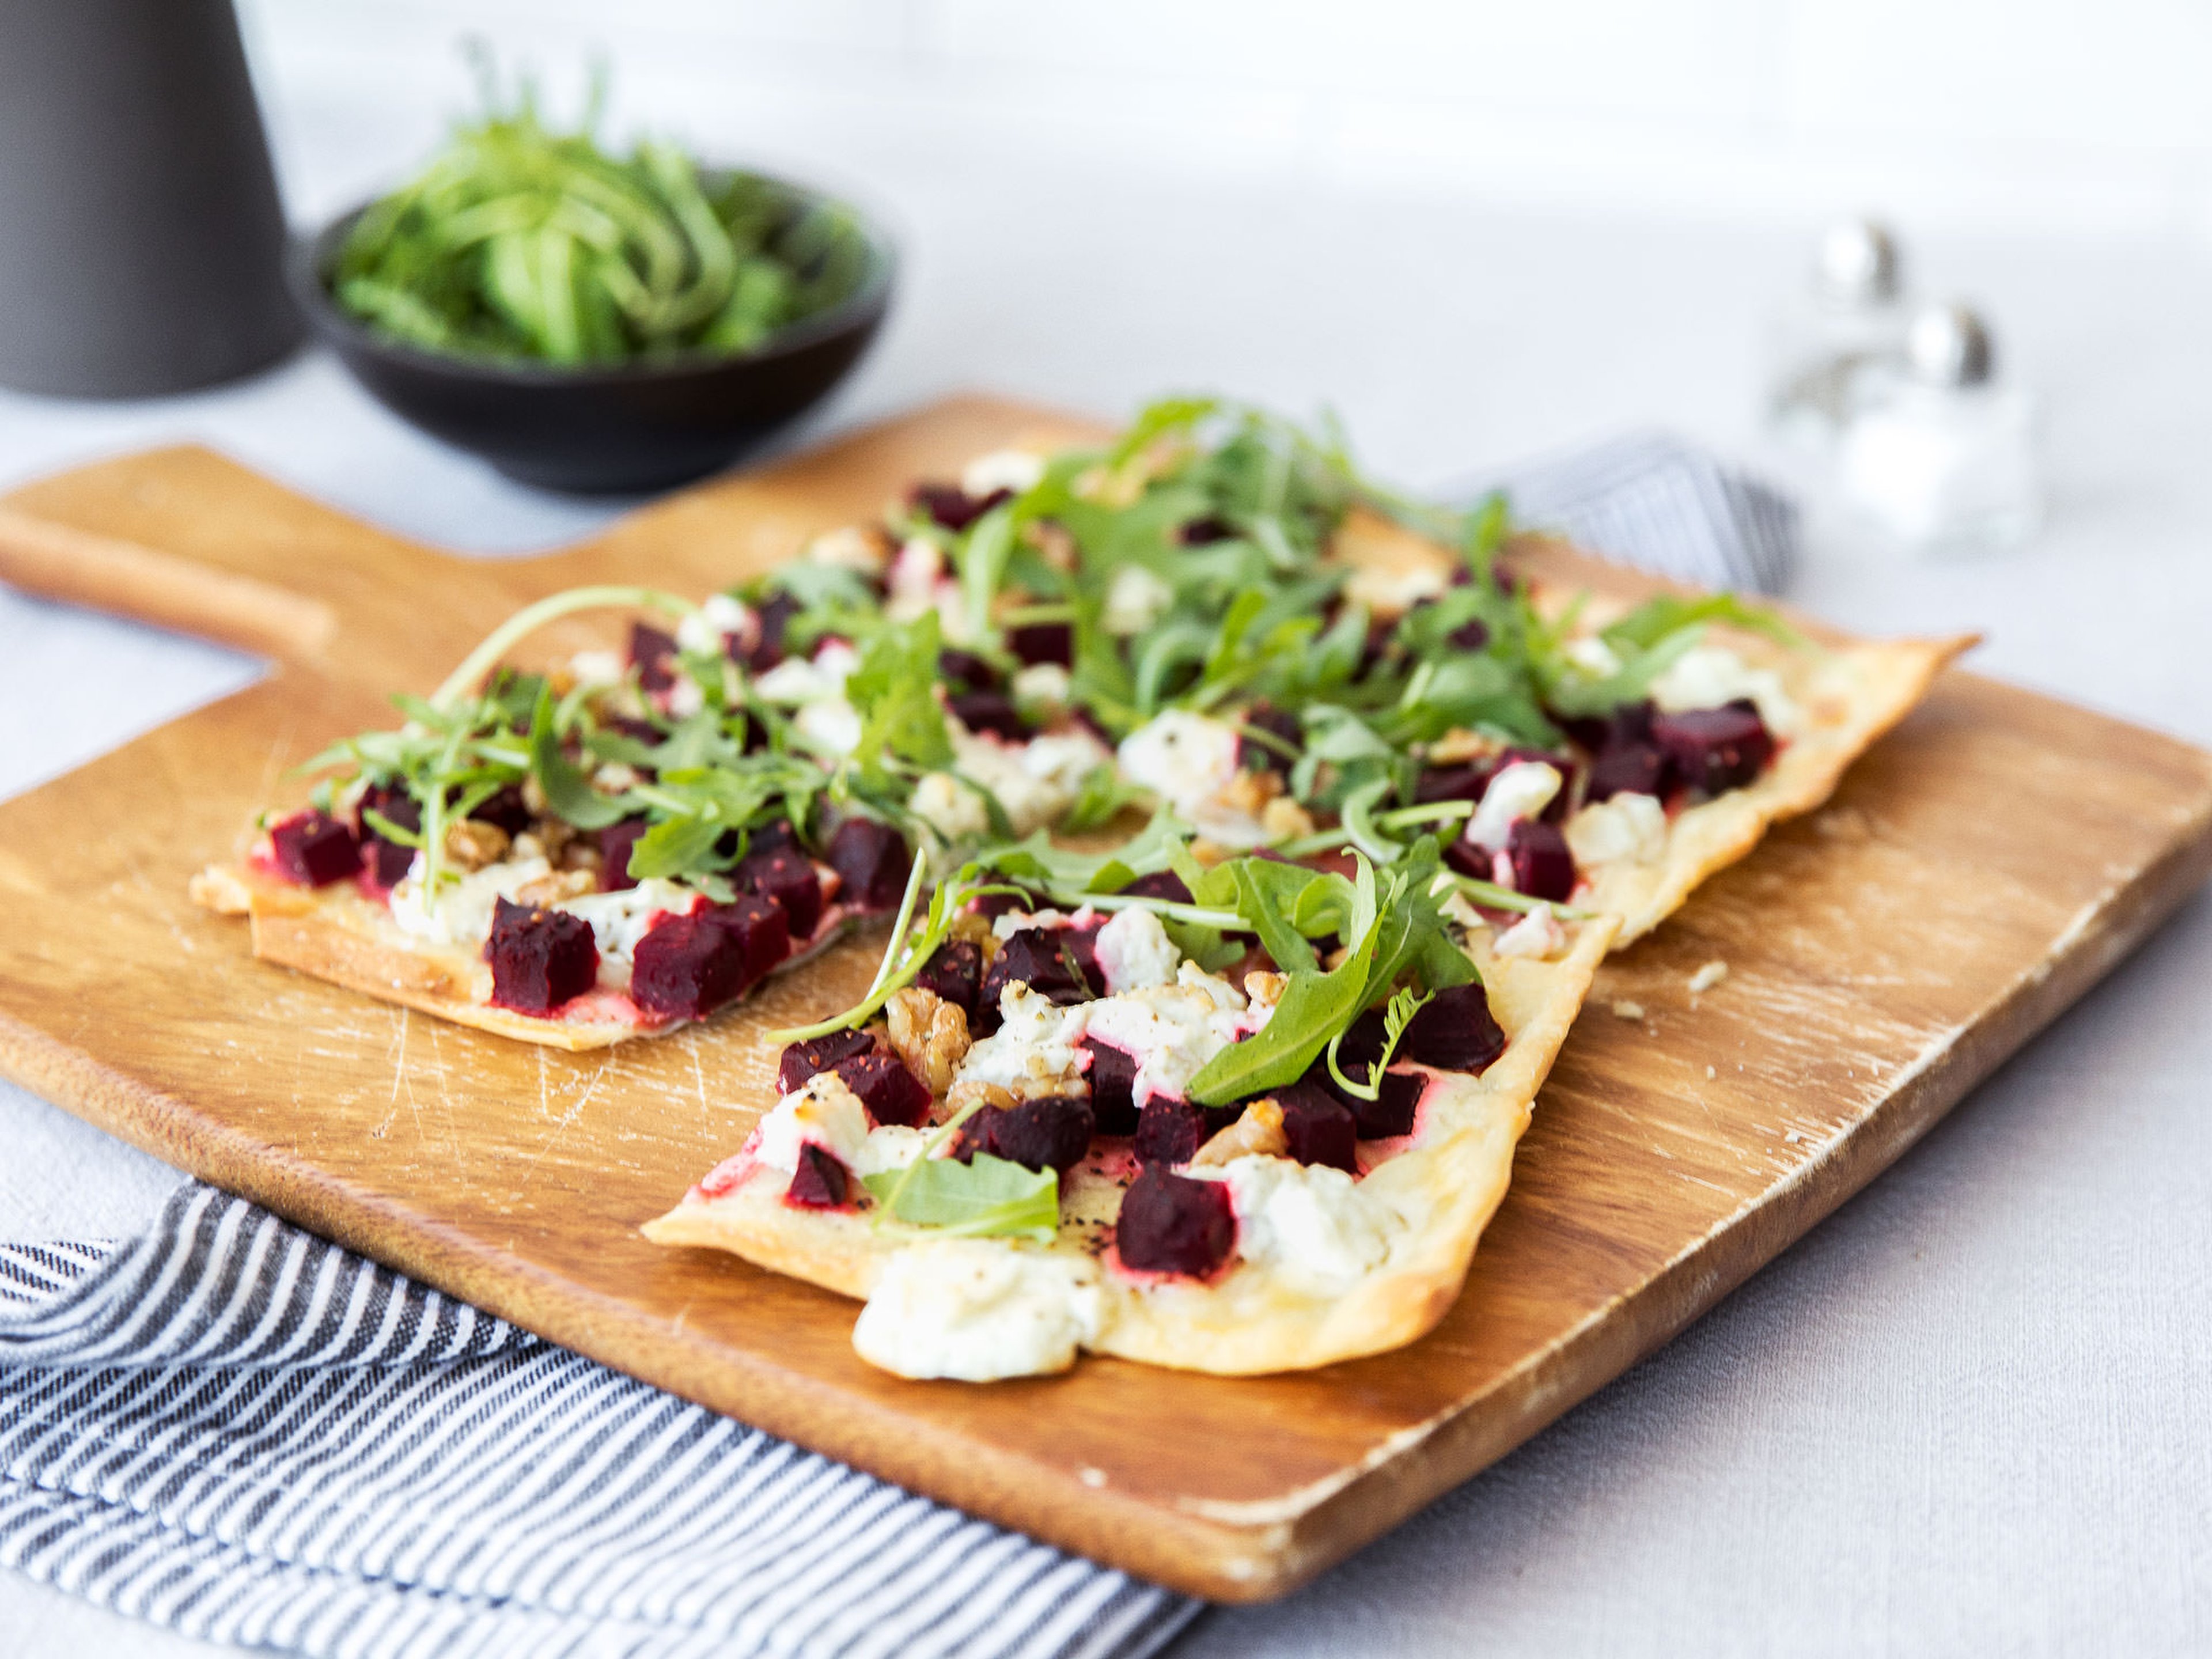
[0,396,2207,1603]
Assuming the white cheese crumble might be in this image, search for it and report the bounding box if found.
[1491,903,1567,959]
[910,772,993,843]
[1010,661,1071,714]
[558,879,703,978]
[1116,710,1269,844]
[853,1241,1101,1381]
[676,592,751,655]
[851,1124,928,1179]
[960,448,1046,499]
[1688,959,1729,994]
[387,855,554,950]
[794,699,863,756]
[1200,1154,1397,1296]
[1079,962,1252,1108]
[1651,644,1801,736]
[957,986,1095,1096]
[752,1073,869,1175]
[1092,908,1179,994]
[1103,565,1173,635]
[569,649,624,688]
[947,725,1110,837]
[1565,791,1669,867]
[1464,760,1562,851]
[1566,635,1624,677]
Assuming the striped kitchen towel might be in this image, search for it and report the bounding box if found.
[0,1183,1199,1659]
[1479,431,1801,595]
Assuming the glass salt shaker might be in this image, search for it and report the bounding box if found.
[1835,301,2042,555]
[1766,218,1913,448]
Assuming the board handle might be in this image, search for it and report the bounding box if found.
[0,504,334,661]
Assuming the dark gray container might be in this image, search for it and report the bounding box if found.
[0,0,300,397]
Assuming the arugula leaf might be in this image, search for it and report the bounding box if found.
[1058,764,1148,832]
[860,1154,1059,1241]
[528,687,631,830]
[1601,592,1805,653]
[846,612,952,773]
[625,815,730,881]
[1327,984,1431,1101]
[1185,910,1380,1107]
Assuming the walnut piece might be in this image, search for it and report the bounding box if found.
[945,1079,1017,1120]
[1260,797,1315,839]
[444,819,512,872]
[885,986,972,1097]
[514,869,598,906]
[1190,1099,1288,1167]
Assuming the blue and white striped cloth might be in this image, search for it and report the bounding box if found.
[0,1184,1199,1658]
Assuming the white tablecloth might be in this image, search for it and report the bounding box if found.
[3,188,2209,1656]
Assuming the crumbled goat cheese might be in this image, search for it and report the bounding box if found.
[388,855,554,950]
[1093,908,1180,994]
[957,987,1095,1096]
[851,1124,928,1179]
[1080,963,1252,1108]
[886,537,945,618]
[1611,999,1646,1021]
[1566,635,1624,677]
[1200,1155,1397,1296]
[1688,959,1729,994]
[910,772,993,843]
[794,699,863,756]
[853,1241,1101,1381]
[1103,565,1173,635]
[1011,661,1072,713]
[1117,711,1263,843]
[558,879,704,982]
[960,448,1046,499]
[1651,645,1801,736]
[1464,760,1562,852]
[676,592,751,654]
[569,649,624,688]
[665,676,706,719]
[753,1072,869,1175]
[1566,791,1669,867]
[1491,903,1567,959]
[948,725,1109,836]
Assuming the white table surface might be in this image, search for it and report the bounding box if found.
[3,180,2211,1657]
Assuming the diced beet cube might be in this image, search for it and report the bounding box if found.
[739,846,823,941]
[980,928,1095,1014]
[786,1143,850,1209]
[1353,1070,1425,1139]
[1652,699,1775,796]
[357,785,419,888]
[1587,741,1670,802]
[777,1029,874,1095]
[629,622,679,692]
[1415,763,1491,806]
[915,938,983,1017]
[1180,516,1234,545]
[1133,1098,1207,1166]
[1082,1037,1140,1135]
[937,648,1001,691]
[1447,617,1491,653]
[1009,621,1073,667]
[598,817,649,891]
[1506,817,1577,901]
[1399,982,1507,1074]
[1236,703,1301,771]
[1442,837,1494,881]
[973,885,1043,921]
[949,690,1029,741]
[631,911,751,1020]
[485,896,599,1016]
[1116,869,1193,906]
[469,783,533,838]
[1063,923,1103,994]
[714,895,791,988]
[1272,1083,1358,1173]
[826,819,910,912]
[744,592,800,672]
[834,1048,933,1128]
[910,482,1009,532]
[1116,1167,1236,1277]
[270,810,359,887]
[959,1094,1094,1173]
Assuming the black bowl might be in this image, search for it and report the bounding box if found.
[287,176,895,494]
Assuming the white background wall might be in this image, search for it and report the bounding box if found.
[238,0,2212,241]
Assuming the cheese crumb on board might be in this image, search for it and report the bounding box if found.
[1688,960,1729,994]
[1610,999,1645,1021]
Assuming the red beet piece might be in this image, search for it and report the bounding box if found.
[980,929,1095,1014]
[1008,621,1073,667]
[1236,703,1301,772]
[1447,617,1490,653]
[1652,699,1775,796]
[1133,1098,1206,1166]
[1180,516,1234,545]
[740,592,800,672]
[356,785,419,887]
[1399,982,1506,1073]
[598,817,649,891]
[630,905,775,1021]
[738,846,823,941]
[470,783,533,838]
[910,482,1009,532]
[825,818,910,912]
[270,810,359,887]
[1272,1083,1358,1173]
[629,622,679,692]
[1586,740,1670,802]
[833,1049,933,1128]
[948,690,1029,741]
[1116,1167,1236,1277]
[777,1029,874,1095]
[1082,1037,1140,1135]
[937,648,1001,691]
[786,1143,851,1209]
[1506,819,1577,902]
[1116,869,1194,906]
[1346,1069,1423,1139]
[485,896,599,1015]
[915,937,983,1017]
[958,1094,1094,1173]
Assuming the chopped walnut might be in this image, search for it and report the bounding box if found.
[1426,726,1505,765]
[1190,1099,1288,1167]
[1023,519,1078,571]
[1242,970,1287,1017]
[949,910,999,959]
[559,840,604,875]
[514,868,598,906]
[444,819,512,872]
[1221,768,1283,816]
[514,817,575,864]
[945,1078,1018,1120]
[1260,797,1315,839]
[885,986,972,1097]
[521,774,551,817]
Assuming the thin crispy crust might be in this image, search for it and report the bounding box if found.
[200,864,866,1051]
[1576,629,1974,946]
[642,914,1616,1376]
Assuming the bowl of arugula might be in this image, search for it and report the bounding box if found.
[289,89,893,494]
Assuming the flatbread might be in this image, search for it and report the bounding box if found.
[643,911,1615,1376]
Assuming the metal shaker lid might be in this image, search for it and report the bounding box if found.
[1815,218,1903,307]
[1905,302,1995,387]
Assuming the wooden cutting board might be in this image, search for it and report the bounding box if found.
[2,395,2207,1603]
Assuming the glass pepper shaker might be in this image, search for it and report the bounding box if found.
[1766,218,1913,449]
